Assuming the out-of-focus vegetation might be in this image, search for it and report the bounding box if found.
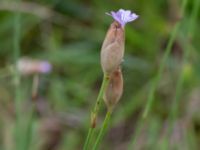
[0,0,200,150]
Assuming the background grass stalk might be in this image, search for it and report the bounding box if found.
[22,106,35,150]
[83,74,110,150]
[32,74,40,100]
[127,116,145,150]
[92,109,112,150]
[22,74,40,150]
[142,0,188,118]
[13,0,22,149]
[128,0,189,149]
[169,0,199,127]
[167,0,199,143]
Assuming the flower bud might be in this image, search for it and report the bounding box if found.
[104,67,123,110]
[101,21,125,75]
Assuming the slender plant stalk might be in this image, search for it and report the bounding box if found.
[13,0,22,149]
[127,116,145,150]
[128,0,189,149]
[32,74,40,100]
[23,74,40,150]
[167,0,199,143]
[142,24,179,118]
[142,0,188,118]
[83,74,110,150]
[92,75,110,121]
[92,109,112,150]
[23,106,35,150]
[84,128,93,150]
[169,0,199,127]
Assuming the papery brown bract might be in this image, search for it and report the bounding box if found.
[104,67,123,110]
[101,21,125,76]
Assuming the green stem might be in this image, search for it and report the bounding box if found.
[128,114,147,150]
[84,128,93,150]
[92,110,112,150]
[142,0,188,118]
[93,75,110,117]
[13,1,22,150]
[167,0,200,142]
[171,0,200,118]
[83,74,110,150]
[128,0,189,149]
[23,106,35,150]
[32,74,40,100]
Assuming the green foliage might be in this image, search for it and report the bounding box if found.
[0,0,200,149]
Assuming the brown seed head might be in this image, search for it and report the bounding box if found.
[104,67,123,110]
[101,21,125,75]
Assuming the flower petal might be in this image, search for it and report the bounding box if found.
[106,9,139,27]
[111,11,122,24]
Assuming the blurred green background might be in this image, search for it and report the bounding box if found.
[0,0,200,150]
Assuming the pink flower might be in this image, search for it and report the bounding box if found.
[38,61,52,73]
[17,58,52,75]
[106,9,139,27]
